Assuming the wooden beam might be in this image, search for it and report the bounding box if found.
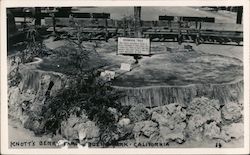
[134,6,142,37]
[236,6,243,24]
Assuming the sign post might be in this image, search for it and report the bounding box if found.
[118,37,150,55]
[117,37,150,64]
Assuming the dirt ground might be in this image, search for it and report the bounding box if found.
[39,40,243,87]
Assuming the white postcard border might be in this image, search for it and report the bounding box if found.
[1,0,249,154]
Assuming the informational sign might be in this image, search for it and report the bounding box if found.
[118,37,150,55]
[100,70,116,81]
[120,63,131,71]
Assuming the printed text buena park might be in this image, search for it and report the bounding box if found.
[10,141,170,148]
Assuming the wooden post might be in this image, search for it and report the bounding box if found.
[34,7,41,26]
[52,14,56,35]
[50,8,57,35]
[236,6,243,24]
[123,18,126,36]
[195,21,201,45]
[178,17,182,45]
[105,19,108,42]
[134,6,142,38]
[7,9,17,35]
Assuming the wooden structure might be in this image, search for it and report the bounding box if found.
[8,7,243,46]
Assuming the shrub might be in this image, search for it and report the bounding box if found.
[20,26,51,63]
[41,69,124,135]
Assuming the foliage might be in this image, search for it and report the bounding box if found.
[41,69,124,135]
[38,26,122,135]
[17,22,125,145]
[20,26,51,63]
[8,65,22,87]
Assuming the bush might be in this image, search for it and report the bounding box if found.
[20,26,51,63]
[41,69,124,135]
[20,26,125,145]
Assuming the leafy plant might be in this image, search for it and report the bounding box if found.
[41,69,124,135]
[20,26,50,63]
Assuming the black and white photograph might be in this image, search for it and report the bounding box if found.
[1,0,249,154]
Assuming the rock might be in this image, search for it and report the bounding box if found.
[203,122,244,143]
[186,114,205,141]
[151,111,168,126]
[117,123,134,139]
[118,117,131,127]
[222,102,242,123]
[79,110,89,122]
[8,67,66,135]
[188,114,206,128]
[60,115,99,144]
[186,98,222,142]
[229,89,240,101]
[8,87,22,119]
[187,97,221,123]
[221,123,244,140]
[61,120,79,141]
[204,121,221,139]
[108,107,121,122]
[219,130,231,142]
[159,122,186,144]
[67,115,81,127]
[133,121,159,143]
[187,127,203,142]
[151,103,186,128]
[56,139,70,147]
[129,104,150,123]
[100,129,119,145]
[150,103,187,144]
[120,105,131,116]
[76,121,100,144]
[23,113,43,134]
[133,121,159,137]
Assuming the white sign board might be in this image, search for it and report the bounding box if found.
[120,63,131,71]
[100,70,116,81]
[118,37,150,55]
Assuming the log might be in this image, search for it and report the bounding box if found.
[114,80,243,107]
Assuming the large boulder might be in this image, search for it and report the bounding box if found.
[108,107,122,122]
[8,86,23,119]
[61,115,83,141]
[8,66,66,135]
[221,102,242,123]
[23,112,44,134]
[133,121,159,143]
[129,104,150,123]
[99,123,134,147]
[187,97,221,123]
[186,114,205,141]
[8,86,38,127]
[100,129,120,146]
[151,103,186,129]
[61,111,100,144]
[117,123,134,140]
[221,123,244,140]
[118,117,131,127]
[150,103,187,143]
[203,121,221,140]
[76,121,100,144]
[186,97,221,142]
[203,122,244,143]
[61,115,100,144]
[159,122,186,144]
